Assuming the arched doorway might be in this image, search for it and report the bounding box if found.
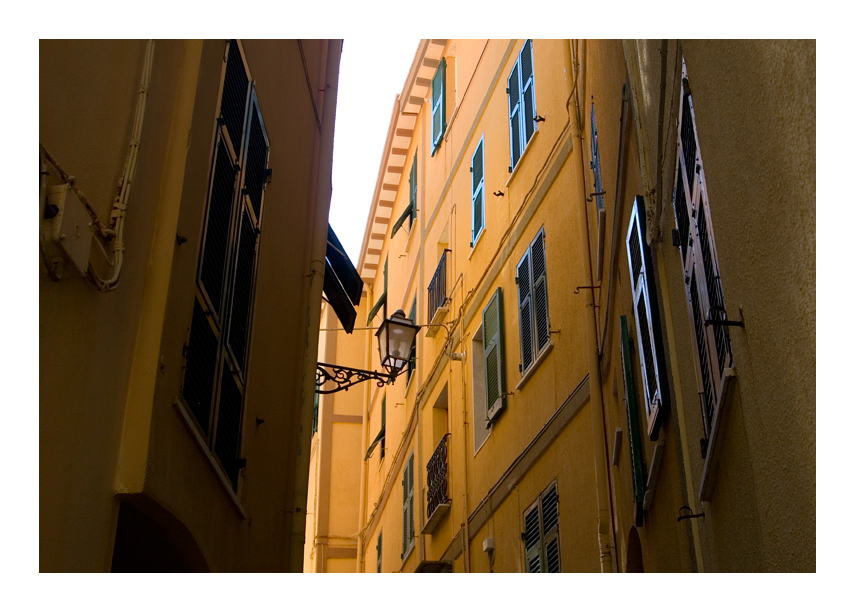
[626,526,644,573]
[111,495,209,572]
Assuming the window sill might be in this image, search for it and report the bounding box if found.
[173,397,247,519]
[505,128,540,188]
[515,341,553,391]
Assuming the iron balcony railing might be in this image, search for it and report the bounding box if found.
[426,433,450,519]
[427,249,450,323]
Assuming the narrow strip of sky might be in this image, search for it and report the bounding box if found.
[329,38,422,264]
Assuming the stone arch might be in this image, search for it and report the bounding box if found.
[111,495,209,572]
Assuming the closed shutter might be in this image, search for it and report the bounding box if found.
[183,299,219,434]
[410,151,418,223]
[214,364,244,488]
[508,62,521,169]
[673,62,732,441]
[472,137,485,243]
[227,208,258,376]
[402,453,415,557]
[530,229,549,354]
[523,505,541,573]
[431,59,446,155]
[520,40,536,146]
[407,299,417,383]
[517,250,533,371]
[221,39,249,154]
[541,485,560,573]
[482,287,506,421]
[626,197,667,439]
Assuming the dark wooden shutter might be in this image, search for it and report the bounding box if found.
[472,138,485,242]
[541,485,560,573]
[243,100,269,221]
[227,208,258,376]
[198,137,238,319]
[508,62,522,169]
[520,40,536,146]
[214,365,244,489]
[183,299,219,434]
[376,533,382,573]
[523,505,541,573]
[530,229,549,354]
[626,197,668,439]
[431,59,446,154]
[221,40,249,153]
[620,316,646,527]
[482,287,506,421]
[517,250,534,371]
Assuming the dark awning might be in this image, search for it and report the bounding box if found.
[323,224,364,334]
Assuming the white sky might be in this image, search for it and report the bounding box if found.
[329,38,422,263]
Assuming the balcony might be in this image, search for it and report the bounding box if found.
[423,434,451,534]
[426,250,450,338]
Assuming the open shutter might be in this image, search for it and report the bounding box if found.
[390,205,412,239]
[376,533,382,573]
[366,258,388,324]
[673,62,733,456]
[620,316,646,527]
[520,40,536,146]
[364,396,386,461]
[407,299,417,383]
[402,454,415,557]
[214,363,244,489]
[508,62,522,169]
[541,485,560,573]
[483,288,506,421]
[523,505,542,573]
[431,59,446,155]
[626,197,668,439]
[530,229,549,354]
[183,299,219,434]
[221,40,250,154]
[590,102,605,213]
[472,138,485,244]
[517,251,534,371]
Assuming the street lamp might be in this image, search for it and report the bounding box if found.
[316,309,420,394]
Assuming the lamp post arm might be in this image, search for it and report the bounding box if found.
[316,362,398,394]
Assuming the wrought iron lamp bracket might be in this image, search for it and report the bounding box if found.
[316,362,397,394]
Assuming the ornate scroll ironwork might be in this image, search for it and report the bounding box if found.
[315,362,397,394]
[427,433,450,518]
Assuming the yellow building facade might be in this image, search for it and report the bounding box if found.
[40,39,342,572]
[309,39,814,573]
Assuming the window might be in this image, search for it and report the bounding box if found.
[402,453,415,559]
[366,257,388,324]
[482,288,506,422]
[672,60,733,495]
[391,152,417,238]
[365,395,385,461]
[431,59,446,155]
[626,196,669,439]
[471,135,485,247]
[181,40,269,491]
[376,532,383,573]
[406,298,417,384]
[517,227,549,374]
[523,482,560,573]
[507,39,537,171]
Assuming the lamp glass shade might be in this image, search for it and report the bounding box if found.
[376,309,419,373]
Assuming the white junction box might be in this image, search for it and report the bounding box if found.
[42,183,93,277]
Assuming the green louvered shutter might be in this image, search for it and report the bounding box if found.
[366,258,388,324]
[523,505,541,573]
[508,62,522,169]
[520,40,537,146]
[472,137,485,244]
[626,197,668,440]
[483,288,506,421]
[410,152,418,223]
[517,250,534,371]
[376,532,382,573]
[530,228,550,354]
[541,485,561,572]
[431,59,446,155]
[402,453,415,557]
[620,315,646,527]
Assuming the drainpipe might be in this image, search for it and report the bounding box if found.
[564,39,615,573]
[356,286,372,573]
[291,38,342,572]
